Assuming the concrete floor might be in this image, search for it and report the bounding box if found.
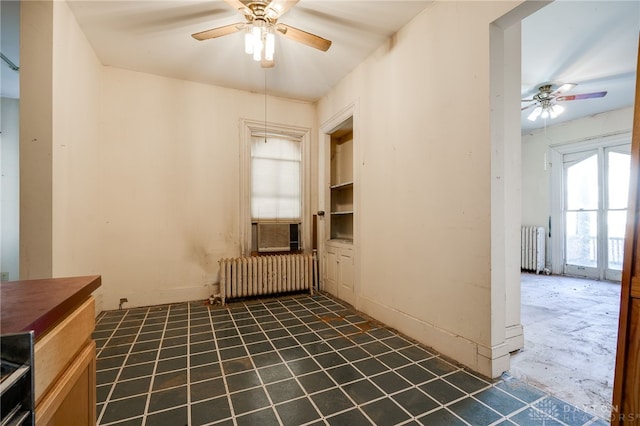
[509,273,621,420]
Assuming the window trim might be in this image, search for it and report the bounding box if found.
[240,119,311,256]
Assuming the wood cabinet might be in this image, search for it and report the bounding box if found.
[324,113,356,306]
[0,276,101,426]
[325,242,355,307]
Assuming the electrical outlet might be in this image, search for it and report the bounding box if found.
[0,272,8,281]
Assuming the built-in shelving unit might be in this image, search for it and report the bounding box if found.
[329,120,354,242]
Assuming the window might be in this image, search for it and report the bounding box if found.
[251,135,301,220]
[240,120,310,255]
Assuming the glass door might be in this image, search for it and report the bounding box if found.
[606,147,631,281]
[563,145,630,280]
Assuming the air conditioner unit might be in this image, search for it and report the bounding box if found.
[257,223,299,252]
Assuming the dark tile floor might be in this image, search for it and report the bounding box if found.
[94,293,608,426]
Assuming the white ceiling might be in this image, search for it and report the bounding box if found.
[2,1,639,132]
[67,0,432,101]
[521,1,639,132]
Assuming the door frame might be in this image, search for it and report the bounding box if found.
[549,132,632,278]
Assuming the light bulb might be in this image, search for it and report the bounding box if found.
[244,28,253,55]
[528,106,542,122]
[541,109,549,119]
[265,32,275,61]
[252,26,262,61]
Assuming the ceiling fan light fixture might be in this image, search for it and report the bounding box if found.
[528,106,542,121]
[552,103,564,115]
[265,31,275,61]
[245,27,254,54]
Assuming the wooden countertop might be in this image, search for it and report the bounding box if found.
[1,275,101,340]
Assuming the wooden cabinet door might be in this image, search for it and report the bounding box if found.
[612,40,640,424]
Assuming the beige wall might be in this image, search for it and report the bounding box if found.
[21,0,316,311]
[97,69,315,310]
[317,2,522,377]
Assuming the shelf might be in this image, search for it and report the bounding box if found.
[330,211,353,215]
[330,181,353,190]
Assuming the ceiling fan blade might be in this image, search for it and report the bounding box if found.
[276,23,332,51]
[556,91,607,102]
[521,103,537,111]
[223,0,252,17]
[192,23,243,41]
[265,0,299,19]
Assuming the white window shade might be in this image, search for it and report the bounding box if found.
[251,136,301,220]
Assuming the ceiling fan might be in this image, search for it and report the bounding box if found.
[521,83,607,122]
[192,0,332,68]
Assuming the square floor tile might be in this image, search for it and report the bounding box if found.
[361,398,411,425]
[496,378,546,403]
[152,370,187,391]
[226,370,261,392]
[326,408,373,425]
[311,387,355,416]
[217,336,243,348]
[258,364,292,384]
[190,350,218,367]
[286,357,320,375]
[148,386,187,413]
[191,363,223,382]
[510,407,564,425]
[420,379,466,404]
[326,364,363,385]
[370,371,412,394]
[314,352,348,368]
[392,388,439,416]
[125,351,157,366]
[360,341,392,356]
[418,408,467,426]
[419,357,458,376]
[236,407,280,426]
[252,351,283,368]
[342,379,385,405]
[156,356,187,373]
[297,371,337,394]
[276,397,321,426]
[222,357,254,375]
[266,378,305,404]
[445,370,490,393]
[220,346,248,360]
[338,346,369,362]
[473,387,527,416]
[396,364,436,385]
[191,395,232,425]
[279,346,309,361]
[230,387,271,415]
[111,377,151,399]
[449,397,502,425]
[353,358,390,376]
[101,395,148,424]
[378,352,412,369]
[190,377,226,402]
[247,341,275,355]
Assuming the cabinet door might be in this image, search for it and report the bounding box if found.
[324,247,339,296]
[338,249,355,307]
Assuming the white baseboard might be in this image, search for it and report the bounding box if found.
[358,295,511,378]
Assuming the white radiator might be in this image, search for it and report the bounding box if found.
[521,226,546,274]
[219,254,315,304]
